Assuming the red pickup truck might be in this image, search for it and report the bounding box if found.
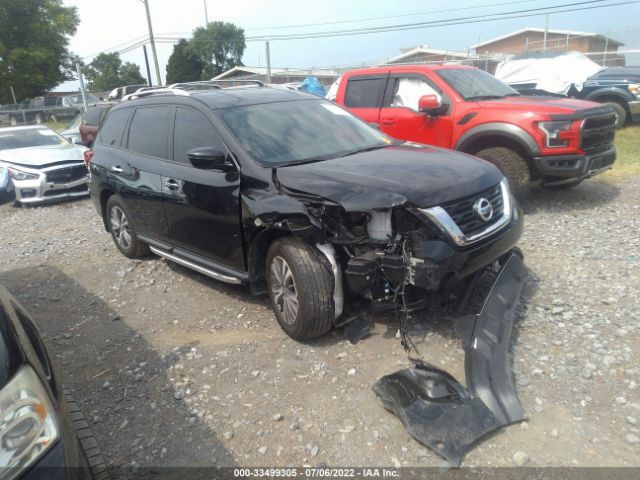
[333,65,616,192]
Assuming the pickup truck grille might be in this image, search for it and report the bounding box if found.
[442,183,504,236]
[45,165,87,184]
[581,113,616,153]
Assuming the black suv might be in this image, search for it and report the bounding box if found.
[88,85,523,340]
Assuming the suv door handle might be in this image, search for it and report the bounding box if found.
[381,119,396,126]
[111,165,124,173]
[163,179,181,190]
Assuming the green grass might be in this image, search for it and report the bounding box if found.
[605,124,640,177]
[44,120,69,131]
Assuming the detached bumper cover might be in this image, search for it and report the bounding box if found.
[373,252,526,466]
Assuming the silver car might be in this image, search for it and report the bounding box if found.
[0,126,88,206]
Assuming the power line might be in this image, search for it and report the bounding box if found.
[245,0,629,41]
[246,0,538,32]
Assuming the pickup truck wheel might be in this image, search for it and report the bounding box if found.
[475,147,530,195]
[605,101,627,129]
[106,195,149,258]
[266,237,333,340]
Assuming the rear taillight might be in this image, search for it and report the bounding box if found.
[83,150,94,169]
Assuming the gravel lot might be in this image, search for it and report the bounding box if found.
[0,174,638,470]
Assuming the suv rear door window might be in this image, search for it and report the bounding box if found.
[98,108,133,147]
[128,106,172,158]
[344,77,386,108]
[83,107,103,126]
[173,108,224,163]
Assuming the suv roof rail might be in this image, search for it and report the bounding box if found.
[208,79,265,87]
[122,88,190,102]
[121,79,267,102]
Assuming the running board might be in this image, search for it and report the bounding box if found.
[149,246,243,285]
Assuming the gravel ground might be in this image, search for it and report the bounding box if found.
[0,174,638,470]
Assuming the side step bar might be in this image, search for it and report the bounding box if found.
[149,246,243,285]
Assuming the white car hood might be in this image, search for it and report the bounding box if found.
[0,143,87,168]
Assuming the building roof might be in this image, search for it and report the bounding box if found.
[213,66,341,80]
[384,46,470,64]
[472,28,623,49]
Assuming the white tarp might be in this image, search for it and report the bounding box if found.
[390,78,441,111]
[495,51,606,95]
[325,76,341,101]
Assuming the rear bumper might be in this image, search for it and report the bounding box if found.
[532,145,616,184]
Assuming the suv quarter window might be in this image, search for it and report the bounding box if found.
[98,107,133,147]
[344,76,387,108]
[127,106,173,159]
[173,107,225,164]
[83,107,102,126]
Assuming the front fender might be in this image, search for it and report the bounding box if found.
[584,87,635,104]
[455,122,541,157]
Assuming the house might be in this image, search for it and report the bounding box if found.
[472,28,625,66]
[383,46,471,65]
[212,66,341,86]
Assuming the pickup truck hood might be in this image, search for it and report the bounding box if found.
[276,144,503,210]
[472,95,604,116]
[0,143,86,168]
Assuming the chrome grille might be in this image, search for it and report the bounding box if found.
[441,183,504,236]
[45,165,87,184]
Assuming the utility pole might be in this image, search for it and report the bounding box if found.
[143,45,153,86]
[543,14,549,52]
[603,32,609,66]
[265,41,272,83]
[204,0,209,25]
[10,86,27,124]
[75,63,89,112]
[140,0,162,85]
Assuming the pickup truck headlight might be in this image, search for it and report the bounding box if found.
[538,121,573,148]
[628,83,639,98]
[0,366,59,477]
[8,168,39,181]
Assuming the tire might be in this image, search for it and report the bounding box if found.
[64,391,110,480]
[475,147,530,196]
[266,237,334,340]
[605,101,627,129]
[105,195,148,258]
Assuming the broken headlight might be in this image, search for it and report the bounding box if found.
[8,169,39,181]
[0,366,59,478]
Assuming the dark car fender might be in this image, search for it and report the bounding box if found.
[454,122,541,157]
[583,86,635,106]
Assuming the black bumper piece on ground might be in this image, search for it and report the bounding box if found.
[372,252,526,466]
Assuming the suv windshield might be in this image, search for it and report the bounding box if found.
[220,99,392,166]
[0,128,67,150]
[437,68,519,101]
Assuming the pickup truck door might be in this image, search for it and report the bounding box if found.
[339,74,388,127]
[378,73,453,148]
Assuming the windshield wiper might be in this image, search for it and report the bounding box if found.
[339,144,389,158]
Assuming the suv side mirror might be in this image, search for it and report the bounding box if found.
[187,147,234,170]
[418,94,444,115]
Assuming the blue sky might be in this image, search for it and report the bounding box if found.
[57,0,640,90]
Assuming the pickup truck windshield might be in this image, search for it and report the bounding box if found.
[437,68,520,101]
[220,99,391,166]
[0,128,67,150]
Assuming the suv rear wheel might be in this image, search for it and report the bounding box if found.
[106,195,148,258]
[266,238,333,340]
[475,147,530,196]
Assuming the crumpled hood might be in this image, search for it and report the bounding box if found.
[276,144,503,210]
[473,95,604,116]
[0,143,86,168]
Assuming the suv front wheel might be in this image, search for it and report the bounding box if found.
[266,238,334,340]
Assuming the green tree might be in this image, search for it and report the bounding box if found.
[166,39,204,84]
[0,0,79,103]
[84,52,146,92]
[188,21,245,79]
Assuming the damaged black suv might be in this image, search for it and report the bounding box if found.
[88,84,523,340]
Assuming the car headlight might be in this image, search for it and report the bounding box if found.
[8,169,39,181]
[538,121,573,148]
[0,366,59,478]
